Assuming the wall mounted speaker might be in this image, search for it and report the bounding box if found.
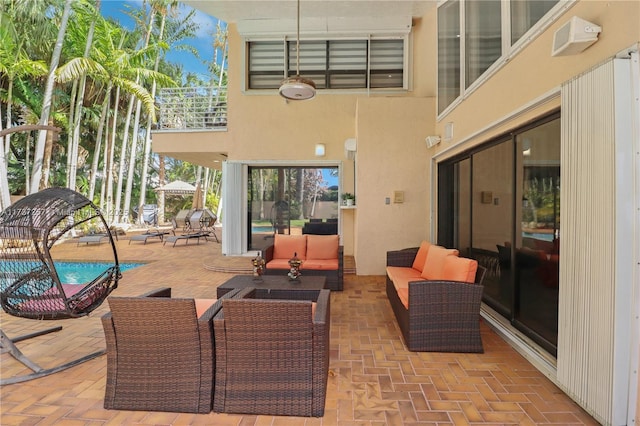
[552,16,601,57]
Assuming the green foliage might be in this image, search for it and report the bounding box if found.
[0,0,225,219]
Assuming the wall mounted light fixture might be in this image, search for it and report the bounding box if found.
[315,143,325,157]
[344,138,356,160]
[425,136,441,148]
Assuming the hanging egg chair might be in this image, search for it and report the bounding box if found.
[0,187,120,384]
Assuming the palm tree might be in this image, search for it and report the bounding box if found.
[0,0,50,207]
[66,0,100,191]
[135,1,203,224]
[56,16,170,203]
[30,0,73,195]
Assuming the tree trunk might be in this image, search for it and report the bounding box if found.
[88,83,113,201]
[30,0,73,194]
[68,9,97,191]
[137,7,168,224]
[157,155,166,224]
[40,116,56,189]
[123,6,156,223]
[114,95,136,222]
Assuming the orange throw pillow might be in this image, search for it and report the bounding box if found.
[411,241,432,272]
[273,234,307,260]
[441,256,478,283]
[306,234,339,260]
[421,246,459,280]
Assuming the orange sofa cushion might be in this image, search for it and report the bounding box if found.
[441,256,478,283]
[411,241,432,272]
[273,234,307,260]
[265,259,291,270]
[421,246,459,280]
[386,266,422,290]
[306,234,339,260]
[301,259,338,270]
[396,288,409,309]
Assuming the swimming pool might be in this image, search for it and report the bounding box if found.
[1,261,144,285]
[252,225,273,233]
[54,262,144,284]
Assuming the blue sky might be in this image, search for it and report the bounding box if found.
[100,0,221,81]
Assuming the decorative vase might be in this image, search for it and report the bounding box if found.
[288,252,302,281]
[345,198,354,206]
[251,254,265,281]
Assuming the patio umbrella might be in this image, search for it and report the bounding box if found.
[192,183,203,210]
[154,181,197,225]
[155,180,196,195]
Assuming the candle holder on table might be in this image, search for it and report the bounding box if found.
[288,252,302,281]
[251,254,265,281]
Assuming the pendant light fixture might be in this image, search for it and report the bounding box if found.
[279,0,316,100]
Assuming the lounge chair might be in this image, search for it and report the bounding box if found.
[128,230,169,244]
[188,209,219,243]
[163,232,206,247]
[77,233,109,246]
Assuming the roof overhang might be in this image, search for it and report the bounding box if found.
[184,1,434,37]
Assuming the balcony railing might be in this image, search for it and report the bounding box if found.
[156,86,227,131]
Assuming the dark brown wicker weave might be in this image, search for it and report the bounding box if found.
[101,287,241,414]
[386,247,487,353]
[213,288,330,417]
[262,244,344,291]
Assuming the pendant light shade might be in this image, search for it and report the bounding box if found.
[279,0,316,101]
[279,76,316,100]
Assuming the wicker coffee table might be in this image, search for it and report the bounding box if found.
[216,274,327,298]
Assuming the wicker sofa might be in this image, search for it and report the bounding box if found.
[386,241,487,353]
[263,233,344,291]
[213,287,330,417]
[101,287,241,413]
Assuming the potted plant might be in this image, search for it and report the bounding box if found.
[342,192,355,206]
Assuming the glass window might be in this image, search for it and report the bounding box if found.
[370,39,404,88]
[437,0,460,114]
[248,41,285,89]
[247,166,339,252]
[465,0,502,88]
[437,0,560,114]
[511,0,559,45]
[248,38,405,90]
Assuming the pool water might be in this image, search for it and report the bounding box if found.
[252,225,273,233]
[1,261,143,285]
[54,262,143,284]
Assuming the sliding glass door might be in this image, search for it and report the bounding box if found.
[438,112,560,355]
[247,166,339,252]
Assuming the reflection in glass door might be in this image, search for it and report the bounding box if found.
[438,112,560,355]
[470,140,514,318]
[247,166,339,252]
[514,121,561,349]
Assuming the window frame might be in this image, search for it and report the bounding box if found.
[243,34,411,94]
[437,0,574,119]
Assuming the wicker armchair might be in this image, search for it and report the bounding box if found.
[386,247,487,353]
[213,288,330,417]
[101,287,240,413]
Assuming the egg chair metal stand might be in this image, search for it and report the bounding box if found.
[0,188,121,385]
